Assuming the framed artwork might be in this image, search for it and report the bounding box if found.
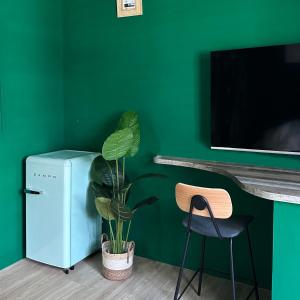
[117,0,143,18]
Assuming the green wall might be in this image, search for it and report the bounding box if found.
[0,0,64,268]
[63,0,300,289]
[2,0,300,294]
[272,202,300,299]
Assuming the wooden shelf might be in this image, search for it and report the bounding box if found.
[154,155,300,204]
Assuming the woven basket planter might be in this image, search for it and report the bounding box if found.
[101,235,135,281]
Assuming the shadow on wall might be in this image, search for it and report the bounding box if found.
[198,53,211,148]
[22,158,27,258]
[138,111,161,162]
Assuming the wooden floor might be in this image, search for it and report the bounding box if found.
[0,255,271,300]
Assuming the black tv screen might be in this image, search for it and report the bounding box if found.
[211,43,300,155]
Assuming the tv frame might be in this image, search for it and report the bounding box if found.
[210,43,300,157]
[211,146,300,156]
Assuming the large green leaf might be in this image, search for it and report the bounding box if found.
[118,112,140,157]
[89,181,111,198]
[102,128,134,161]
[110,200,133,221]
[95,197,115,220]
[119,173,166,203]
[133,173,167,182]
[118,111,139,129]
[119,183,132,203]
[127,124,140,157]
[132,196,159,213]
[90,155,124,186]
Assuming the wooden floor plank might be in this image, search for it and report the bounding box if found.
[0,255,271,300]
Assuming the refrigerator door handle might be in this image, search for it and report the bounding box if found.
[24,189,42,195]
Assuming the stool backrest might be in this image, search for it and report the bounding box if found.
[176,183,233,219]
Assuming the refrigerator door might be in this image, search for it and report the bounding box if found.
[26,160,71,268]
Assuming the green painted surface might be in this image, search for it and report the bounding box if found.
[1,0,300,294]
[272,202,300,299]
[63,0,300,289]
[0,1,64,269]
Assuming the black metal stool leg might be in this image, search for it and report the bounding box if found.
[246,228,260,300]
[174,230,191,300]
[197,236,206,296]
[229,238,236,300]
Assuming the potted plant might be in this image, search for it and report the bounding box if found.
[90,111,163,281]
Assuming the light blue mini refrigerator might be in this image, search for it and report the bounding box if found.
[25,150,101,272]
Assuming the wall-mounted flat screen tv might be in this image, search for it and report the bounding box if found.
[211,43,300,155]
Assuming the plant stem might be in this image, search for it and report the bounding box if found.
[122,157,126,204]
[115,218,119,253]
[125,220,131,250]
[108,219,116,253]
[120,221,124,252]
[116,160,119,188]
[118,220,121,253]
[123,188,129,204]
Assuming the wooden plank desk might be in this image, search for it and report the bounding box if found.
[154,155,300,204]
[154,155,300,300]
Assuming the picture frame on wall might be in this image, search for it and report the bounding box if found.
[117,0,143,18]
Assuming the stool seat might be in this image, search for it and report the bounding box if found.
[182,214,253,239]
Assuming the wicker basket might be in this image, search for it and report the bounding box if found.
[101,234,135,281]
